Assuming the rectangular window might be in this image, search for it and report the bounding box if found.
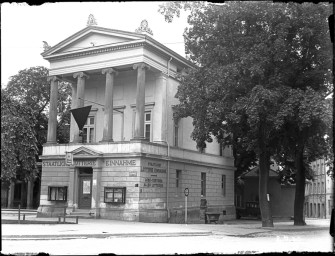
[201,172,206,197]
[174,119,179,147]
[145,111,151,141]
[176,169,181,188]
[48,187,67,201]
[222,175,226,196]
[219,144,223,156]
[82,116,95,143]
[104,187,126,204]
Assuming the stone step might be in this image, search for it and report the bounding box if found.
[68,210,95,218]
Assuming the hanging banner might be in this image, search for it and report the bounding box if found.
[70,105,92,131]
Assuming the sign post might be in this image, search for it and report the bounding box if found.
[184,188,189,224]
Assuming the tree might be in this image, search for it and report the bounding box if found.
[1,91,38,188]
[159,1,332,227]
[4,66,72,154]
[274,87,332,225]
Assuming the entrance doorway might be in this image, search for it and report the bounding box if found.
[78,168,93,209]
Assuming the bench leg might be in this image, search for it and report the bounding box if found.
[76,216,79,224]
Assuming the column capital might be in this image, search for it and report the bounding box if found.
[73,72,90,79]
[102,68,118,76]
[47,76,61,82]
[133,63,150,71]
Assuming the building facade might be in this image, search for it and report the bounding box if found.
[304,158,333,219]
[37,18,235,223]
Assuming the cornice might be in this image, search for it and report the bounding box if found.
[45,41,146,62]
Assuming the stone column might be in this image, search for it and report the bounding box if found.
[92,166,102,218]
[26,179,34,209]
[133,63,150,140]
[70,84,77,142]
[72,72,89,143]
[101,68,118,142]
[153,73,167,144]
[46,76,60,144]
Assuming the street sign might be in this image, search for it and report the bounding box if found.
[184,188,189,197]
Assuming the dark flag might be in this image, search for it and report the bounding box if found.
[70,105,92,131]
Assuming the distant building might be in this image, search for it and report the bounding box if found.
[1,163,41,209]
[304,158,333,219]
[237,164,295,219]
[36,17,235,223]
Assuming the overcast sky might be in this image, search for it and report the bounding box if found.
[1,2,189,86]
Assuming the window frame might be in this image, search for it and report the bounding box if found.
[201,172,206,197]
[48,186,68,201]
[104,187,126,204]
[176,169,182,188]
[82,116,96,143]
[144,111,152,141]
[174,119,179,147]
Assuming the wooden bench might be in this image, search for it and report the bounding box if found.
[57,215,80,224]
[205,212,221,224]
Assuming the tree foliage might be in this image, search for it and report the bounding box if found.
[4,66,72,153]
[1,91,38,187]
[1,66,72,187]
[159,1,332,226]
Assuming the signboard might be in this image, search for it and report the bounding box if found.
[184,188,189,197]
[65,152,73,166]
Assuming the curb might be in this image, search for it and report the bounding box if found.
[2,231,213,240]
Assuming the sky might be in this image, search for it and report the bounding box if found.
[1,2,189,86]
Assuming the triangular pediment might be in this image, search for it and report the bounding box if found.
[42,26,145,57]
[70,146,103,157]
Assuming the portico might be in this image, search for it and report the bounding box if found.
[38,17,236,223]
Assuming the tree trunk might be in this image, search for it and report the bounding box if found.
[258,123,274,227]
[294,148,306,226]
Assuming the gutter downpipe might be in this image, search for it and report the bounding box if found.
[166,57,173,222]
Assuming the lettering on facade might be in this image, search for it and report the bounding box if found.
[142,167,166,173]
[142,161,166,188]
[144,178,163,188]
[43,161,66,167]
[74,160,96,166]
[148,162,161,167]
[43,160,97,167]
[105,159,136,167]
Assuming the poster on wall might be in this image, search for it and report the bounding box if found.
[83,180,91,194]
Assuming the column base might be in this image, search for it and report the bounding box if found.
[45,141,58,145]
[130,137,148,142]
[153,140,168,145]
[100,139,114,143]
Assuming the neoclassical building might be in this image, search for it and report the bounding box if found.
[37,16,235,223]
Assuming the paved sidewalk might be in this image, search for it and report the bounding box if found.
[2,210,330,240]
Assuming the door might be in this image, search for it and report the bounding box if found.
[78,175,92,209]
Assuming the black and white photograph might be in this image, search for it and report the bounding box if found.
[1,1,334,255]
